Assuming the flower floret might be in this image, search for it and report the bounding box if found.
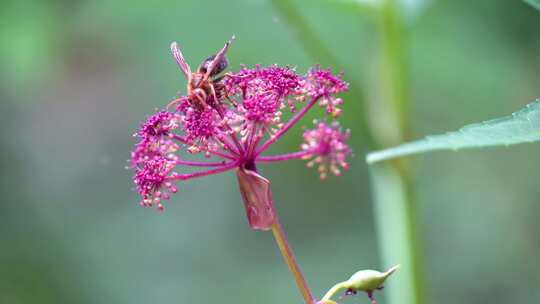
[301,121,351,179]
[225,65,304,124]
[131,111,180,166]
[133,155,178,211]
[305,67,348,117]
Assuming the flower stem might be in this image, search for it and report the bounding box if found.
[271,218,316,304]
[269,0,375,147]
[216,134,242,156]
[256,96,320,156]
[321,281,347,302]
[170,133,237,160]
[175,159,228,167]
[257,150,312,163]
[171,161,240,180]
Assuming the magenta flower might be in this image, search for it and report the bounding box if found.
[130,39,351,230]
[302,121,351,180]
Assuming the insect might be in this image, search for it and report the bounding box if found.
[169,36,235,112]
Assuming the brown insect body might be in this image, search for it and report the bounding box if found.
[170,37,234,112]
[186,72,224,111]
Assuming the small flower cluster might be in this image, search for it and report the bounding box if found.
[130,44,351,214]
[302,121,351,179]
[225,65,304,123]
[131,111,181,210]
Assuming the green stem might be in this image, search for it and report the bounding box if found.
[369,1,425,304]
[271,218,317,304]
[270,0,340,67]
[370,164,424,304]
[270,1,425,304]
[321,281,347,302]
[270,0,375,147]
[379,0,410,137]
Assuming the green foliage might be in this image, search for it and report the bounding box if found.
[524,0,540,11]
[367,99,540,163]
[329,0,429,21]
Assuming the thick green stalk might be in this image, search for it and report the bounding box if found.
[270,0,343,68]
[370,164,424,304]
[270,1,425,304]
[369,1,425,304]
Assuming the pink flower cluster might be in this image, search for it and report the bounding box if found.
[130,49,351,215]
[301,121,351,179]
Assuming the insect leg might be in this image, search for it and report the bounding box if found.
[209,82,219,104]
[193,92,208,110]
[212,75,225,83]
[367,290,377,304]
[167,97,183,110]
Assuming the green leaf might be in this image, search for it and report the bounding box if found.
[524,0,540,11]
[367,98,540,163]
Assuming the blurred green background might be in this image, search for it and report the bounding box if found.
[1,0,539,303]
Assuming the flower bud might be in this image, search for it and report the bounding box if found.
[344,264,400,292]
[321,265,399,303]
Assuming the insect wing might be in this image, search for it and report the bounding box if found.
[170,41,192,79]
[204,35,235,79]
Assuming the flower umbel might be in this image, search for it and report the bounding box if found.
[130,39,351,231]
[302,121,351,179]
